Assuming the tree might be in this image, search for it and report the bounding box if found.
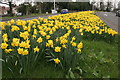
[58,2,69,9]
[91,0,96,11]
[41,2,53,13]
[100,0,105,11]
[30,5,39,13]
[96,2,100,10]
[36,2,43,13]
[106,0,113,12]
[118,1,120,9]
[8,1,12,16]
[67,2,92,11]
[17,3,32,15]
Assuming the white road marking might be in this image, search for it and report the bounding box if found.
[104,14,108,16]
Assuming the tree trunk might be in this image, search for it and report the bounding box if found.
[39,3,42,13]
[9,1,13,16]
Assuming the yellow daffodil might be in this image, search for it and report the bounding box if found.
[37,37,43,43]
[77,49,81,53]
[46,40,54,47]
[11,38,20,47]
[54,58,60,64]
[72,37,76,41]
[62,44,67,48]
[77,42,83,49]
[72,42,77,47]
[5,49,13,53]
[34,46,40,53]
[2,33,8,42]
[46,35,51,39]
[22,49,29,55]
[1,43,8,49]
[11,25,20,32]
[20,31,29,40]
[17,48,24,54]
[55,46,61,52]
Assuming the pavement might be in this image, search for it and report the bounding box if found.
[96,12,119,32]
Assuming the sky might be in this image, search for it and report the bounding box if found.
[0,0,120,8]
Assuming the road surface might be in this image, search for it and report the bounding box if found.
[1,14,58,22]
[96,12,119,32]
[21,14,57,20]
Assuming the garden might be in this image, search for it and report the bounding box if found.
[0,11,119,79]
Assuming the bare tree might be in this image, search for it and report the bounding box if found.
[36,2,43,14]
[91,0,96,11]
[118,1,120,9]
[100,0,105,11]
[8,0,13,16]
[106,0,113,11]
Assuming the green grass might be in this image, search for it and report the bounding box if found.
[80,40,118,78]
[2,13,51,20]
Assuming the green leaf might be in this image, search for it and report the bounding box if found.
[19,68,23,75]
[45,56,52,58]
[15,61,18,66]
[8,67,13,73]
[75,67,83,74]
[66,75,69,78]
[69,71,75,78]
[102,75,110,78]
[48,59,54,62]
[49,51,55,57]
[93,71,99,77]
[0,59,5,62]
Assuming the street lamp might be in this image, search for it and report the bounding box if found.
[114,0,116,9]
[54,0,55,10]
[24,3,28,15]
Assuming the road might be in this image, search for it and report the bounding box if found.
[1,14,58,22]
[96,12,119,32]
[21,14,56,20]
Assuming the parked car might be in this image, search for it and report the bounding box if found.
[116,10,120,17]
[61,9,68,14]
[16,13,22,16]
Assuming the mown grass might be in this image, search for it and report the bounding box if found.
[80,40,118,78]
[2,13,52,20]
[2,36,119,78]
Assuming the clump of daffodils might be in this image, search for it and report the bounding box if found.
[0,11,118,65]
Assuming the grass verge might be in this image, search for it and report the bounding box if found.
[2,13,52,20]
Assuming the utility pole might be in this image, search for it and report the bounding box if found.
[54,0,55,10]
[25,3,28,15]
[92,0,95,11]
[114,0,116,9]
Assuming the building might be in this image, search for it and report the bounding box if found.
[0,3,9,15]
[0,3,18,15]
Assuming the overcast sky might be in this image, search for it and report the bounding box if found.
[0,0,120,7]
